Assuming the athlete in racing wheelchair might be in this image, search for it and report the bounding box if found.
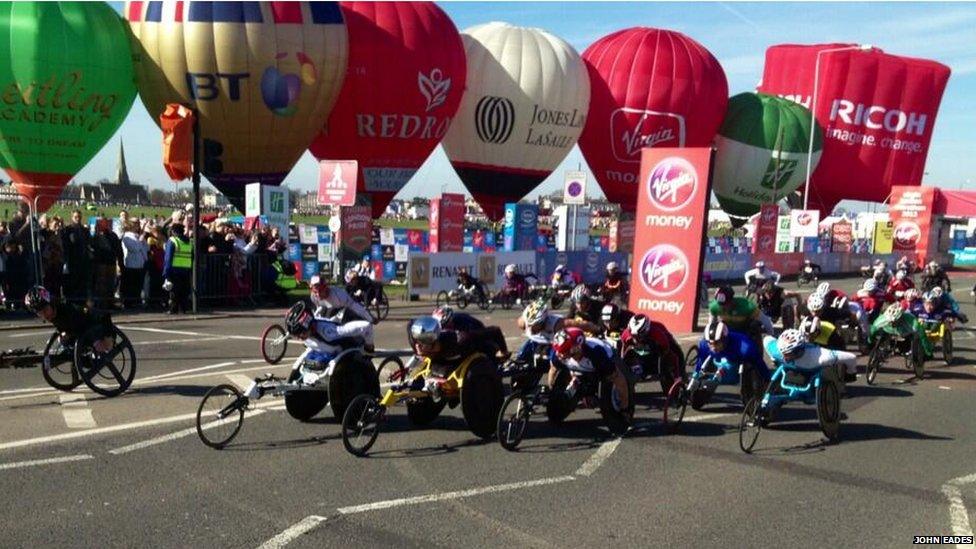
[866,303,932,384]
[687,321,770,410]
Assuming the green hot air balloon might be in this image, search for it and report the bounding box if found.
[0,2,136,212]
[712,92,823,220]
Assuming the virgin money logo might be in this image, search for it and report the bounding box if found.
[610,108,686,163]
[895,221,921,247]
[796,212,813,226]
[759,234,775,251]
[418,68,451,112]
[760,207,777,224]
[639,244,689,297]
[646,157,698,212]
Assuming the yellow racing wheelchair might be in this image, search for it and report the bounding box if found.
[341,317,503,457]
[922,318,954,366]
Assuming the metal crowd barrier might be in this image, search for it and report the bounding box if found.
[197,252,274,304]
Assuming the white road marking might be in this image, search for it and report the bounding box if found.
[940,386,953,390]
[58,393,97,429]
[256,516,328,549]
[683,412,733,423]
[575,438,621,477]
[7,331,48,338]
[132,336,228,347]
[943,472,976,547]
[0,386,54,396]
[227,374,256,391]
[336,476,576,515]
[137,362,237,384]
[108,410,267,455]
[0,454,93,471]
[118,326,261,341]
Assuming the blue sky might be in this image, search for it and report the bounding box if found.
[90,2,976,202]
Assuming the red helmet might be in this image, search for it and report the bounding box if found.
[553,328,585,357]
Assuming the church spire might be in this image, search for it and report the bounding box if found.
[116,141,130,186]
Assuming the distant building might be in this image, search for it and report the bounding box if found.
[97,143,149,204]
[202,191,229,208]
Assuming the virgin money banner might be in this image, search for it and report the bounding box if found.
[890,185,936,263]
[752,204,779,254]
[439,193,465,252]
[789,209,820,238]
[428,197,441,252]
[759,44,950,213]
[629,147,712,332]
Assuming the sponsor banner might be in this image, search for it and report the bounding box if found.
[503,203,539,251]
[563,170,587,205]
[317,244,331,263]
[287,243,301,262]
[381,245,395,261]
[245,183,261,218]
[752,204,779,254]
[363,167,418,193]
[298,224,318,245]
[889,185,936,264]
[703,252,753,280]
[383,261,396,281]
[370,244,382,260]
[630,147,712,332]
[439,193,465,252]
[536,251,627,285]
[302,261,319,281]
[407,251,536,294]
[262,185,289,230]
[394,243,409,262]
[872,220,895,254]
[428,197,441,253]
[317,160,358,206]
[775,214,792,253]
[554,204,590,251]
[319,260,334,280]
[300,243,318,261]
[338,206,373,265]
[952,230,968,251]
[395,261,407,279]
[754,252,805,276]
[503,203,517,251]
[789,209,820,238]
[379,228,394,246]
[317,228,332,245]
[831,221,853,252]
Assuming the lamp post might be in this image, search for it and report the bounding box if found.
[803,44,874,210]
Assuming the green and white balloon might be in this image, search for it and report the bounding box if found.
[712,92,823,219]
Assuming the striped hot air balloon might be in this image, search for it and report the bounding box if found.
[125,1,348,209]
[442,22,590,221]
[309,2,466,219]
[713,92,823,220]
[580,27,728,212]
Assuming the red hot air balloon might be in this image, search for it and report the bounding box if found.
[579,27,728,212]
[758,44,951,214]
[309,2,466,218]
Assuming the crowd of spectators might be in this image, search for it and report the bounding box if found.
[0,204,289,315]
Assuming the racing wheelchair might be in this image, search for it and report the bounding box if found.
[196,303,385,449]
[865,329,925,384]
[340,319,504,457]
[922,318,954,366]
[685,352,765,411]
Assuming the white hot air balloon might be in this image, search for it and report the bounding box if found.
[442,22,590,220]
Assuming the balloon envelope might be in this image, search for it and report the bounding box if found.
[442,22,590,221]
[580,27,728,212]
[758,43,950,214]
[309,2,466,218]
[0,2,137,212]
[713,92,823,219]
[125,1,348,208]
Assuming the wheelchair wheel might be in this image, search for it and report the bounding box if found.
[816,378,841,442]
[377,355,408,385]
[436,291,450,307]
[341,394,384,457]
[76,327,137,398]
[662,378,688,434]
[197,384,247,449]
[942,329,954,365]
[740,365,762,405]
[284,390,329,421]
[684,346,699,373]
[371,291,390,323]
[738,397,763,454]
[866,339,885,385]
[911,335,925,380]
[260,324,288,365]
[689,385,710,411]
[461,355,504,439]
[455,293,469,310]
[546,370,575,425]
[406,395,447,426]
[42,332,80,391]
[497,393,531,451]
[329,353,381,420]
[599,376,634,436]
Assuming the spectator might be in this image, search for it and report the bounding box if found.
[163,222,192,314]
[91,217,123,309]
[121,220,148,308]
[3,239,27,306]
[61,210,91,304]
[41,216,65,300]
[146,226,166,309]
[117,209,129,236]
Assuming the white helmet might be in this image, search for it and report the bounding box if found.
[930,286,945,299]
[505,264,517,275]
[522,300,550,327]
[606,261,619,273]
[807,293,825,313]
[628,314,650,337]
[800,316,821,337]
[896,270,906,281]
[904,288,921,302]
[831,295,849,310]
[883,303,904,323]
[755,261,765,269]
[776,329,807,357]
[815,282,830,297]
[863,279,878,292]
[554,264,565,273]
[704,321,728,343]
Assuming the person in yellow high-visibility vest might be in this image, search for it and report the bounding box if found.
[163,223,192,314]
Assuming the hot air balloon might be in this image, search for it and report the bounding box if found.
[759,44,951,214]
[0,2,137,212]
[309,2,466,219]
[712,93,823,220]
[125,1,348,210]
[579,27,728,212]
[442,22,590,221]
